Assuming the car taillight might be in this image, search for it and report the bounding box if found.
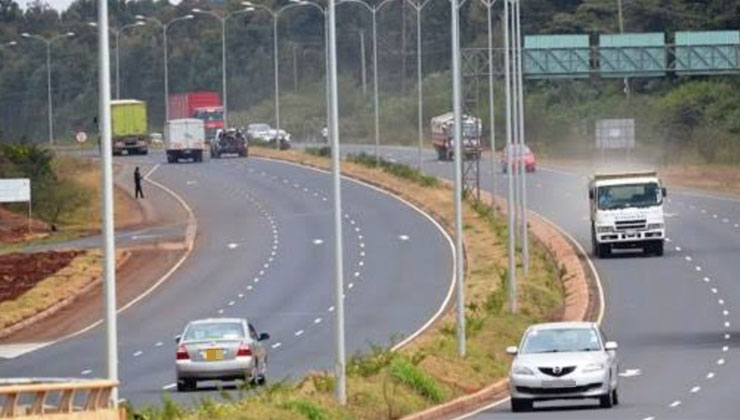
[176,345,189,360]
[237,343,252,357]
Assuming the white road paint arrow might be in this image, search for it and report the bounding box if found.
[618,368,642,378]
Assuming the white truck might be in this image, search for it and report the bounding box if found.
[431,113,483,161]
[165,118,205,163]
[589,171,667,258]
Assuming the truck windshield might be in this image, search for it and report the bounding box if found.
[193,110,224,121]
[597,183,662,210]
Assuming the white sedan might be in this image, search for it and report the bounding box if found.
[506,322,619,412]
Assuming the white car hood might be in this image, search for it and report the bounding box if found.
[595,205,664,226]
[514,351,609,368]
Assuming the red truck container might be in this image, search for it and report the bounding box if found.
[168,92,224,139]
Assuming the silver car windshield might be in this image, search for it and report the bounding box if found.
[184,322,245,342]
[521,328,602,354]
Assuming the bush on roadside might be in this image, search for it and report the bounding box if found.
[346,152,440,188]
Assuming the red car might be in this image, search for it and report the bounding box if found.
[501,144,536,173]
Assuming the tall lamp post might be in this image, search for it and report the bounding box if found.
[481,0,498,212]
[20,31,75,145]
[334,0,397,164]
[406,0,432,170]
[136,14,194,123]
[513,0,529,274]
[242,0,319,141]
[88,21,146,99]
[191,7,253,127]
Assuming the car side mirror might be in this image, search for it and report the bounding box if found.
[175,335,182,344]
[662,187,667,198]
[506,346,518,356]
[605,341,618,351]
[259,332,270,341]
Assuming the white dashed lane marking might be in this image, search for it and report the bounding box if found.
[690,386,701,393]
[228,243,239,249]
[313,239,324,245]
[399,234,410,241]
[271,343,282,349]
[314,318,322,324]
[81,369,92,376]
[295,330,304,337]
[155,341,163,347]
[707,372,716,379]
[133,351,143,357]
[669,400,682,408]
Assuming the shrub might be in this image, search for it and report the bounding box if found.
[280,400,329,420]
[389,358,445,403]
[346,152,440,188]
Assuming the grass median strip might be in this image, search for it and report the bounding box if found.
[129,149,564,420]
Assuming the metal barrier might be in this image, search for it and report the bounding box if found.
[0,380,120,419]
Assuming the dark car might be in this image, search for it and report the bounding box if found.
[211,129,248,158]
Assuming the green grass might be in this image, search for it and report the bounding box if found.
[389,358,445,403]
[346,152,440,188]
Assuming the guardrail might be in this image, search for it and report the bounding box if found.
[0,379,120,419]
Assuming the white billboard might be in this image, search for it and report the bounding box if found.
[0,179,31,203]
[596,119,635,150]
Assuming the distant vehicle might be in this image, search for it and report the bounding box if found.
[267,128,291,150]
[150,132,163,144]
[501,144,536,173]
[589,171,667,258]
[111,99,149,155]
[507,322,620,412]
[175,318,270,392]
[246,123,271,142]
[165,119,205,163]
[168,92,224,140]
[211,128,248,158]
[430,112,483,161]
[321,126,328,143]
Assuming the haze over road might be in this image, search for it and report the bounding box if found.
[339,145,739,420]
[0,151,454,405]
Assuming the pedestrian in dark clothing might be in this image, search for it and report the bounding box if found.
[134,167,145,199]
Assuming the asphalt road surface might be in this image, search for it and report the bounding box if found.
[0,150,454,406]
[339,145,739,420]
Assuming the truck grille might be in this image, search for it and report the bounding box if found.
[615,219,646,231]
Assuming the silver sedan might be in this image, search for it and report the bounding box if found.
[175,318,270,392]
[506,322,619,412]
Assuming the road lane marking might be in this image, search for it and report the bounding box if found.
[723,310,729,316]
[695,266,702,272]
[228,243,239,249]
[723,346,729,352]
[238,293,244,299]
[725,334,731,340]
[228,301,235,306]
[133,351,143,357]
[81,369,92,376]
[162,383,176,390]
[271,343,282,349]
[618,369,641,377]
[690,386,701,393]
[669,400,681,408]
[218,309,224,314]
[313,239,324,245]
[295,330,304,337]
[717,358,725,365]
[719,299,725,305]
[399,234,410,241]
[724,321,730,328]
[155,342,163,347]
[711,288,718,294]
[247,285,253,290]
[685,256,693,262]
[329,306,335,312]
[358,261,364,267]
[675,246,682,251]
[348,283,354,289]
[707,372,715,379]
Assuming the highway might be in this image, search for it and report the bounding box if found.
[339,145,738,420]
[0,151,454,405]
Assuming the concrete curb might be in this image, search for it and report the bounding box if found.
[0,251,131,340]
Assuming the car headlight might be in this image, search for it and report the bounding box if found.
[647,223,664,230]
[512,365,535,376]
[582,363,605,373]
[596,226,613,233]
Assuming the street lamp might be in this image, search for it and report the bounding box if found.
[481,0,497,212]
[242,0,322,141]
[405,0,432,170]
[20,31,75,145]
[335,0,398,165]
[513,0,529,274]
[502,0,517,313]
[89,21,146,99]
[191,7,253,127]
[136,14,194,123]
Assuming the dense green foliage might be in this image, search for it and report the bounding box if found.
[0,143,91,225]
[2,0,740,162]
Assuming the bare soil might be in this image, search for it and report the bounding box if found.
[0,207,50,244]
[0,251,82,302]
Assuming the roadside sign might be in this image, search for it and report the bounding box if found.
[76,131,88,143]
[0,178,31,203]
[596,119,635,150]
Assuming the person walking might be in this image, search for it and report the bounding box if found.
[134,166,145,199]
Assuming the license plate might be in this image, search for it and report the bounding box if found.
[205,348,224,361]
[541,379,576,388]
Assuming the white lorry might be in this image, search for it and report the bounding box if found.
[165,118,205,163]
[589,171,667,258]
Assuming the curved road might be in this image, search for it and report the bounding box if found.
[0,151,454,405]
[341,145,738,420]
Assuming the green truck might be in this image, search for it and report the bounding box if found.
[112,99,149,155]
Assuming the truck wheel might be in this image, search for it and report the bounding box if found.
[651,240,664,257]
[598,243,611,259]
[166,152,174,164]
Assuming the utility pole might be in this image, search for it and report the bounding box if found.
[96,0,118,405]
[451,0,466,357]
[514,0,529,274]
[359,30,367,95]
[503,0,517,314]
[484,0,498,214]
[293,42,299,94]
[617,0,630,98]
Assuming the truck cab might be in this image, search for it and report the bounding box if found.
[193,107,224,140]
[431,113,483,161]
[589,171,667,258]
